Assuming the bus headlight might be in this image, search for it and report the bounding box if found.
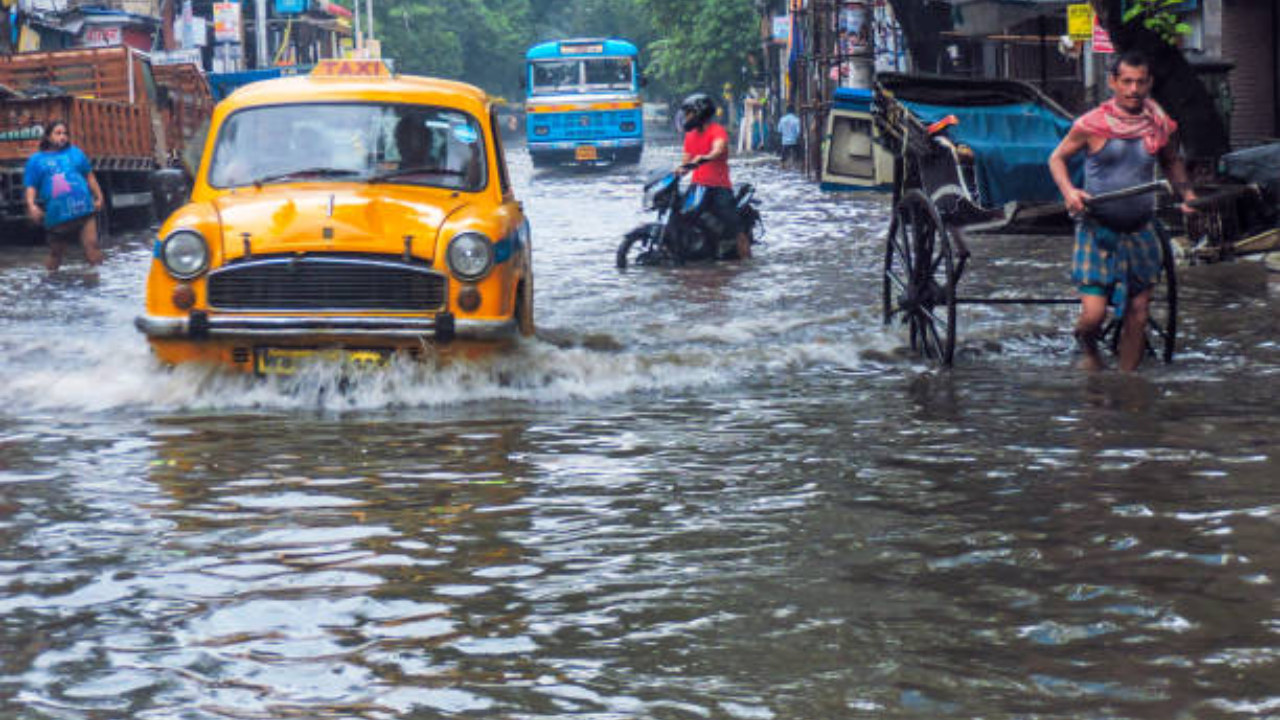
[160,230,209,279]
[534,125,550,136]
[446,232,494,282]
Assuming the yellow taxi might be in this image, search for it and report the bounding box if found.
[135,59,533,374]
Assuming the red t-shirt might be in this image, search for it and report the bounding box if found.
[683,122,732,188]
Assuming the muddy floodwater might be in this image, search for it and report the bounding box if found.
[1,139,1279,719]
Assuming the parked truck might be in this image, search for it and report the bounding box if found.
[0,46,213,239]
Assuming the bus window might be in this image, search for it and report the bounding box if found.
[531,61,579,93]
[584,59,632,90]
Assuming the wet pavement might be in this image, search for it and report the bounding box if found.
[1,138,1279,719]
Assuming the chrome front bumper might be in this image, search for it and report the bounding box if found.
[134,313,517,342]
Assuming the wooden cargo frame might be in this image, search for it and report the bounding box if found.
[1,46,214,234]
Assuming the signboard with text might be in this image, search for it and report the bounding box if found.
[152,48,203,65]
[214,2,241,42]
[82,26,123,47]
[772,15,790,43]
[1067,4,1093,41]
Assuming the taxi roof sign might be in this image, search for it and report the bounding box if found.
[311,59,392,78]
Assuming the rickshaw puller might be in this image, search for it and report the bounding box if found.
[1048,50,1197,372]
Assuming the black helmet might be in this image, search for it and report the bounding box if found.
[680,93,716,132]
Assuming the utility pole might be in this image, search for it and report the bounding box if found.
[353,0,363,54]
[254,0,268,67]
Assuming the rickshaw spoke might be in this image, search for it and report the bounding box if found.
[922,304,950,333]
[924,317,945,360]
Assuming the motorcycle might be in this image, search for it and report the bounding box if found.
[616,163,762,268]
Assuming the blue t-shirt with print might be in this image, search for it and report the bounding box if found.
[23,146,95,228]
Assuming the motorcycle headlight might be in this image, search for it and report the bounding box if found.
[160,230,209,279]
[446,232,494,282]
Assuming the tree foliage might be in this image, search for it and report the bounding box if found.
[373,0,753,102]
[645,0,758,98]
[1090,0,1228,160]
[376,0,532,100]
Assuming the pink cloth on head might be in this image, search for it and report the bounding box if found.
[1074,98,1177,155]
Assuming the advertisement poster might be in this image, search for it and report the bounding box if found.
[214,1,240,42]
[872,0,907,73]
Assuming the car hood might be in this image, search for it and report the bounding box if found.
[213,186,466,262]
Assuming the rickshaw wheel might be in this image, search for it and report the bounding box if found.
[1101,223,1178,364]
[883,189,957,366]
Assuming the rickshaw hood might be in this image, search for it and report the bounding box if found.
[212,186,466,261]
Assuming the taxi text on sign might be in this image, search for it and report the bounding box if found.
[311,59,391,77]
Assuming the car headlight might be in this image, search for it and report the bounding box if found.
[446,232,495,282]
[160,230,209,279]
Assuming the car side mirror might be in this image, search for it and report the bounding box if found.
[639,73,648,88]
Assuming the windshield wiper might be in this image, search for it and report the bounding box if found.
[253,168,361,186]
[367,166,466,183]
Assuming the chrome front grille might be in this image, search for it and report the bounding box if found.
[207,255,447,312]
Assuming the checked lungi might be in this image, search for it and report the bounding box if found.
[1071,219,1164,318]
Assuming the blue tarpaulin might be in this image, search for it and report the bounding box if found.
[901,99,1079,207]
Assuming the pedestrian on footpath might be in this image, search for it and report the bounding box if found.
[777,105,801,169]
[24,119,105,272]
[1048,50,1196,372]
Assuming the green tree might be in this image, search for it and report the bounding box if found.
[377,0,534,99]
[1090,0,1228,161]
[644,0,758,98]
[531,0,653,45]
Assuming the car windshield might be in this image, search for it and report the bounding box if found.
[207,103,487,191]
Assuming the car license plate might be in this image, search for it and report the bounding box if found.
[575,145,598,161]
[255,348,389,376]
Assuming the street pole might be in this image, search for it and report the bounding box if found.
[366,0,374,52]
[353,0,363,54]
[254,0,268,67]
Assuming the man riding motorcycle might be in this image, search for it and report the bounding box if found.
[677,93,752,260]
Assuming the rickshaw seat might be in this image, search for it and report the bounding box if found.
[901,100,1078,208]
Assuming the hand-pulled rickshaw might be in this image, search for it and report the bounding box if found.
[871,73,1181,367]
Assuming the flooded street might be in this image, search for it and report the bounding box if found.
[2,139,1279,719]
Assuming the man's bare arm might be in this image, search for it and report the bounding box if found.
[1158,133,1197,208]
[1049,125,1092,214]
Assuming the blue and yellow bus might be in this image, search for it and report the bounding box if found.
[524,38,643,167]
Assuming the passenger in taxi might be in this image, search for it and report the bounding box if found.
[394,115,433,169]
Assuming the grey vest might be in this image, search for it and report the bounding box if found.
[1084,137,1157,232]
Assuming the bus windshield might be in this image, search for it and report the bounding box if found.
[530,58,634,94]
[531,61,579,93]
[583,58,633,89]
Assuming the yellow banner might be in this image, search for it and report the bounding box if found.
[1068,4,1094,41]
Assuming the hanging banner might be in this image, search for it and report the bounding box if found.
[1092,16,1114,53]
